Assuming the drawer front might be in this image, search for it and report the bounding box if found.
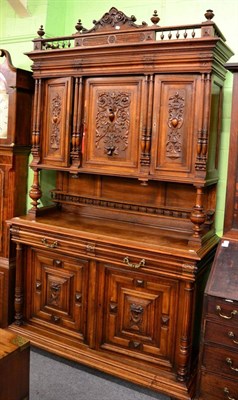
[13,228,87,257]
[12,225,190,278]
[203,344,238,379]
[207,297,238,327]
[205,319,238,350]
[199,371,238,400]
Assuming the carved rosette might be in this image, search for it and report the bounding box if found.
[166,91,184,159]
[96,91,131,156]
[50,92,61,150]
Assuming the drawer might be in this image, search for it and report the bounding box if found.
[12,228,87,257]
[203,344,238,378]
[199,370,238,400]
[17,229,152,271]
[206,297,238,326]
[205,319,238,350]
[11,225,185,277]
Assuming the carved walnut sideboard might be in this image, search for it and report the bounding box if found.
[7,8,233,400]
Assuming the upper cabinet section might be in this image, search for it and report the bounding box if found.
[27,7,233,184]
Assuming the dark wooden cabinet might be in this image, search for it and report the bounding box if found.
[197,65,238,399]
[0,329,30,400]
[197,241,238,399]
[0,50,33,327]
[7,8,233,400]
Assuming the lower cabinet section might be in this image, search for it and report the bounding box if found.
[25,248,179,369]
[8,217,217,400]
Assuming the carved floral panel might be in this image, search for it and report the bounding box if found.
[42,77,72,167]
[95,91,131,156]
[84,77,143,172]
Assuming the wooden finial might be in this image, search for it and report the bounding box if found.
[204,9,214,21]
[37,25,45,38]
[151,10,160,25]
[75,19,86,33]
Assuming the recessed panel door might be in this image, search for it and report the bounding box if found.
[41,77,73,167]
[151,75,200,182]
[98,264,178,367]
[83,76,145,175]
[29,248,88,342]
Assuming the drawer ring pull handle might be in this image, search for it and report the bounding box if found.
[216,305,238,319]
[123,257,146,269]
[224,387,237,400]
[228,331,238,345]
[226,357,238,372]
[41,238,58,249]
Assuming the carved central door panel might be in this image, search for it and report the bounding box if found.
[41,77,73,167]
[29,248,88,341]
[98,265,178,367]
[82,76,145,174]
[151,75,200,181]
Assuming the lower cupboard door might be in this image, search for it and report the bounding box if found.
[29,248,89,342]
[98,265,179,367]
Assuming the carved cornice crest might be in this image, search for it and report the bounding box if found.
[82,7,148,34]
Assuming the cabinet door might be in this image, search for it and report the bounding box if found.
[28,248,88,342]
[150,75,200,181]
[82,76,145,175]
[98,264,178,367]
[41,77,73,167]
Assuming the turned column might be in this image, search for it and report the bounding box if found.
[14,242,24,325]
[177,280,194,382]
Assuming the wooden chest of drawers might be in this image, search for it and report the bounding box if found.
[0,329,30,400]
[197,240,238,399]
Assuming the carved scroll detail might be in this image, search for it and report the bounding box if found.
[96,91,131,156]
[50,93,62,150]
[166,91,185,159]
[84,7,147,34]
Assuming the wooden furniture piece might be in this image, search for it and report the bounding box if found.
[7,8,233,400]
[196,65,238,399]
[0,328,30,400]
[0,50,33,327]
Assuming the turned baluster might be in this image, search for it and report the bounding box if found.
[28,168,42,216]
[190,187,206,243]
